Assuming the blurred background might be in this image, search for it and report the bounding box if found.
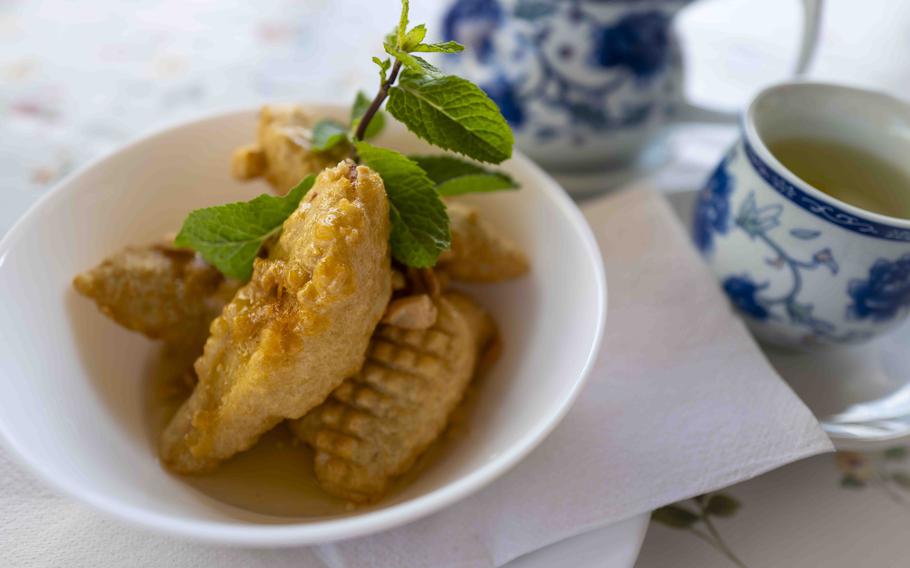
[1,0,907,224]
[3,1,910,565]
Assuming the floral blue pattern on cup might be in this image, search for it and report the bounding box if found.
[723,275,770,321]
[847,255,910,323]
[717,188,864,342]
[692,150,735,253]
[695,151,872,344]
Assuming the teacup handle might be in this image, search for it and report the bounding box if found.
[674,0,824,124]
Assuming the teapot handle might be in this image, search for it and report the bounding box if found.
[674,0,824,124]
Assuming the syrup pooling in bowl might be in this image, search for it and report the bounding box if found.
[143,345,346,517]
[143,345,470,518]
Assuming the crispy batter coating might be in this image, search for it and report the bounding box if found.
[381,293,437,329]
[290,292,494,502]
[73,243,240,350]
[439,202,530,283]
[232,105,349,194]
[161,161,392,473]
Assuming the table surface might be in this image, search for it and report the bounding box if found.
[4,0,910,566]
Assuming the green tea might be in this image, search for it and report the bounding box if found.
[768,137,910,219]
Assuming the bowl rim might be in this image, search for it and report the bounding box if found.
[0,105,607,547]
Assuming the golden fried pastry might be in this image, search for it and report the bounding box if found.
[439,202,529,282]
[161,160,392,473]
[73,242,240,351]
[290,292,495,502]
[232,105,350,194]
[380,294,438,329]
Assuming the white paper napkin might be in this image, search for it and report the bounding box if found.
[0,186,832,568]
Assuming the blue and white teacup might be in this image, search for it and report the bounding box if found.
[440,0,821,180]
[694,82,910,348]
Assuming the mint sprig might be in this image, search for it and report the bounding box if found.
[410,155,517,196]
[175,0,518,280]
[174,175,315,280]
[356,1,510,163]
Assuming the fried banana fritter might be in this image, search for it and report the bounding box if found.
[161,160,392,473]
[73,242,240,350]
[232,105,349,194]
[438,202,529,283]
[290,292,495,502]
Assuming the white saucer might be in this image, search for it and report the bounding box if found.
[667,189,910,451]
[765,330,910,451]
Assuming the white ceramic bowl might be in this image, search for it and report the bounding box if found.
[0,105,606,546]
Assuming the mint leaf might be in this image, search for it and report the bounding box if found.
[351,91,371,123]
[411,155,487,181]
[372,56,391,83]
[312,119,349,151]
[436,173,516,196]
[351,91,385,140]
[388,70,513,164]
[384,42,441,76]
[174,175,316,280]
[651,506,699,529]
[396,0,410,47]
[404,54,441,76]
[410,154,517,195]
[412,41,464,53]
[704,494,740,517]
[355,141,449,267]
[402,23,427,51]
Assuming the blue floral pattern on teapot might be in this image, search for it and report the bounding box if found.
[441,0,690,169]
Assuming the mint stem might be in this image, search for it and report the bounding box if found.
[354,60,402,142]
